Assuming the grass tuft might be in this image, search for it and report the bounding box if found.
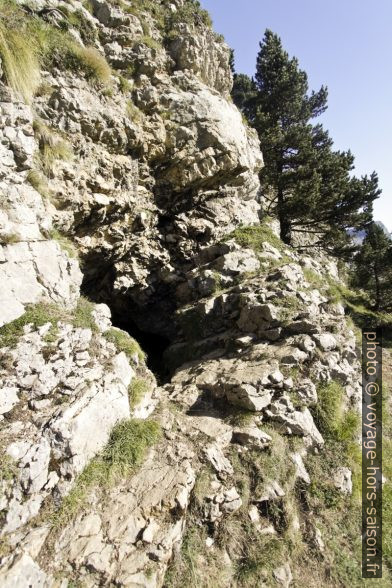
[104,328,145,362]
[224,218,285,254]
[128,378,149,407]
[126,100,144,122]
[72,297,98,333]
[33,119,72,175]
[0,4,41,102]
[66,45,111,83]
[26,169,51,199]
[52,419,161,527]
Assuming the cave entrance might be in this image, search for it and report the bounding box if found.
[110,309,172,384]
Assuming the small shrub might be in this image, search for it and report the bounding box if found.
[165,0,212,33]
[104,328,145,361]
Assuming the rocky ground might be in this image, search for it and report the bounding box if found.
[0,1,389,586]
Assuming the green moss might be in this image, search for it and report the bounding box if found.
[48,228,78,259]
[53,419,161,527]
[104,328,145,362]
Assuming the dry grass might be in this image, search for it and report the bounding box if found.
[69,45,112,84]
[0,17,40,102]
[0,0,111,104]
[33,119,73,175]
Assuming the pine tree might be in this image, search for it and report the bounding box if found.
[233,30,380,252]
[353,223,392,311]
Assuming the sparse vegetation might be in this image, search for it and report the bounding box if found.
[225,218,285,254]
[0,453,17,485]
[0,2,41,102]
[72,297,98,333]
[126,100,144,122]
[119,75,132,93]
[33,119,72,175]
[0,232,19,245]
[128,378,149,407]
[0,297,98,348]
[65,45,111,84]
[140,35,161,51]
[26,169,51,199]
[0,0,111,105]
[52,419,161,527]
[104,328,145,362]
[48,228,78,259]
[273,294,301,323]
[0,302,67,348]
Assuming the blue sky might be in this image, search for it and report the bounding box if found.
[201,0,392,231]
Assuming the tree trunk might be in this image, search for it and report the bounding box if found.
[278,187,292,245]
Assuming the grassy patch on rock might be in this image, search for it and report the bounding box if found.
[0,302,68,348]
[52,418,161,527]
[0,0,111,103]
[224,218,285,254]
[104,328,145,362]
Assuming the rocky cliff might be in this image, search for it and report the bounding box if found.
[0,1,368,587]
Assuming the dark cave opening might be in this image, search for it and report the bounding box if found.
[110,309,172,384]
[80,254,174,384]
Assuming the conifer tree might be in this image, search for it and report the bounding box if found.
[353,223,392,311]
[233,30,380,252]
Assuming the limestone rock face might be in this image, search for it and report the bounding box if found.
[0,1,363,586]
[0,88,82,326]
